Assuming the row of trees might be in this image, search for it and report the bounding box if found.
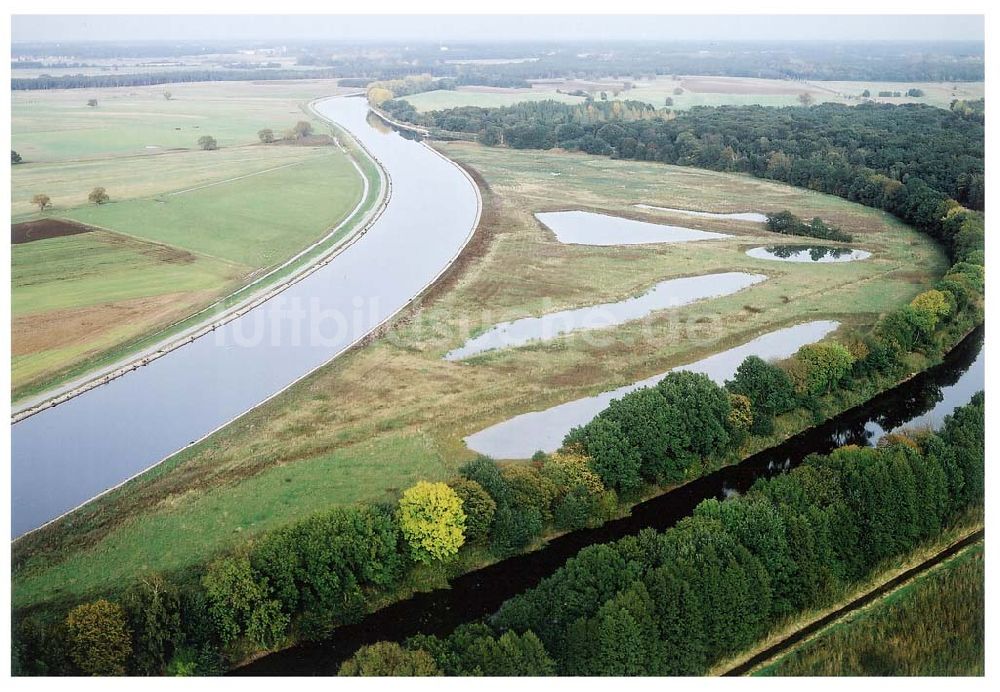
[12,450,618,676]
[341,393,984,675]
[389,99,983,213]
[764,210,853,242]
[12,68,342,91]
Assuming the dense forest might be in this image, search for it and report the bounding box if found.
[339,394,984,676]
[387,97,985,215]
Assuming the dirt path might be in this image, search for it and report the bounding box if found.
[721,528,985,676]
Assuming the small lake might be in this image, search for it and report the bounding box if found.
[464,320,839,458]
[747,245,871,263]
[537,210,731,246]
[444,272,767,360]
[635,204,768,224]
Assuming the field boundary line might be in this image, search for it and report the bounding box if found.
[166,154,330,196]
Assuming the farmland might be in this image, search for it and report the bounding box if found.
[10,80,376,397]
[402,75,984,113]
[12,141,945,611]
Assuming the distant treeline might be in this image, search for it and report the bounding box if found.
[341,393,984,675]
[11,68,343,90]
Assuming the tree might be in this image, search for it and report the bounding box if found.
[257,128,275,144]
[122,574,183,675]
[501,465,557,519]
[163,91,173,100]
[12,149,22,164]
[197,135,218,151]
[673,87,684,95]
[798,93,815,106]
[202,553,287,648]
[88,187,109,205]
[726,355,796,435]
[862,89,871,98]
[292,120,314,139]
[397,481,466,563]
[87,99,98,107]
[664,97,674,107]
[910,289,951,331]
[31,193,51,211]
[794,342,855,396]
[65,600,132,676]
[449,478,496,543]
[339,641,441,676]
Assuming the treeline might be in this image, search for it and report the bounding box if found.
[341,393,984,675]
[11,68,343,90]
[396,99,984,215]
[765,211,853,243]
[13,451,619,676]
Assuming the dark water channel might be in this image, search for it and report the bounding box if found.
[238,325,984,675]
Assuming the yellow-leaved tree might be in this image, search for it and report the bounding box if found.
[397,481,466,563]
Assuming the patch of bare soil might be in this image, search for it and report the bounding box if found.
[12,218,96,244]
[12,291,214,358]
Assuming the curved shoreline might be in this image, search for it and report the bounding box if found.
[12,96,390,421]
[12,95,483,540]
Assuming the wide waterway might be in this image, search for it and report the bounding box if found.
[10,96,481,537]
[238,325,984,675]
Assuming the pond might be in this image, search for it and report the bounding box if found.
[464,320,840,458]
[747,245,871,263]
[444,272,767,360]
[635,203,768,224]
[536,210,731,246]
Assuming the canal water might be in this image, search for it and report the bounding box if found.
[444,272,767,361]
[237,325,983,675]
[11,96,480,537]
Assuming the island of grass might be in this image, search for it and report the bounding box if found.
[11,140,947,614]
[11,81,383,400]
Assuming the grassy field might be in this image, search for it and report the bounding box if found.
[10,80,374,396]
[12,142,946,611]
[759,543,984,676]
[402,75,984,113]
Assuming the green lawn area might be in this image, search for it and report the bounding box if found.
[60,149,363,267]
[12,142,947,611]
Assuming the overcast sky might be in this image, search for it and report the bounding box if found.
[11,14,985,43]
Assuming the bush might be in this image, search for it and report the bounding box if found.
[794,342,856,395]
[726,355,796,435]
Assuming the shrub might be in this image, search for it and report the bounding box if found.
[339,641,441,676]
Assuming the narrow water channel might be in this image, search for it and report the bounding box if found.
[237,326,983,676]
[10,96,480,537]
